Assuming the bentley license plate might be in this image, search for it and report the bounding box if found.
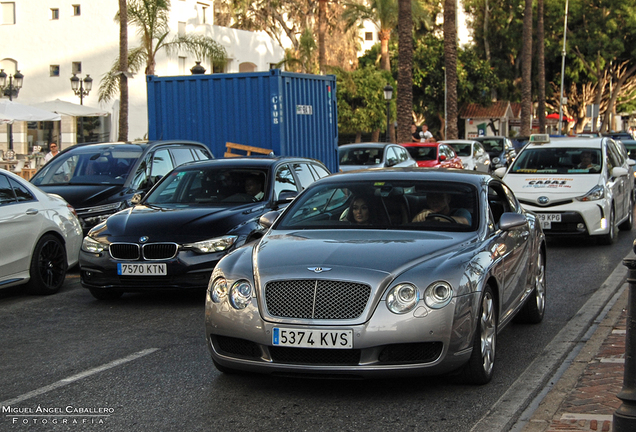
[537,213,561,229]
[117,263,167,276]
[272,328,353,349]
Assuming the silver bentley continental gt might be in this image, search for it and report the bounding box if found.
[204,169,546,384]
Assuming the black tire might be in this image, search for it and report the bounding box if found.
[89,288,123,300]
[461,286,497,385]
[25,234,67,295]
[618,197,633,231]
[598,207,616,245]
[514,251,546,324]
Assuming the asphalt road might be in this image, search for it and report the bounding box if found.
[1,228,634,432]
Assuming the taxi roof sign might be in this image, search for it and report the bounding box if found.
[529,134,551,144]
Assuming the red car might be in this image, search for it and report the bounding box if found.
[400,142,464,169]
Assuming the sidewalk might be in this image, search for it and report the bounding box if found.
[520,286,629,432]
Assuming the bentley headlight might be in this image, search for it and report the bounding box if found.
[229,280,253,309]
[185,235,238,253]
[424,282,453,309]
[81,236,107,254]
[210,278,228,303]
[386,283,419,314]
[576,185,604,202]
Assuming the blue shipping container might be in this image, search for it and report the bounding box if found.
[147,69,339,172]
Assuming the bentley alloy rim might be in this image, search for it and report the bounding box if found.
[480,291,496,375]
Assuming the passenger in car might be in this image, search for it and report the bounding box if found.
[411,192,471,225]
[577,151,600,171]
[347,196,377,225]
[244,175,265,201]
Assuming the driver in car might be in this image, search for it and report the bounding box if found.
[412,192,471,225]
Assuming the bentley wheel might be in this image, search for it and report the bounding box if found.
[25,235,67,295]
[461,286,497,385]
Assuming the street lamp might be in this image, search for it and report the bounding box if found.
[70,73,93,105]
[70,74,93,143]
[384,84,393,143]
[0,69,25,150]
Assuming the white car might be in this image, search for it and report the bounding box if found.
[495,135,635,244]
[441,139,491,172]
[0,169,82,294]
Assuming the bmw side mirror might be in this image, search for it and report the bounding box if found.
[276,190,298,204]
[259,210,280,229]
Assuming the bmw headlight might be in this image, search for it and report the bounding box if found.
[386,283,419,314]
[185,235,238,253]
[229,280,253,309]
[424,282,453,309]
[81,236,107,254]
[210,278,228,303]
[576,185,604,202]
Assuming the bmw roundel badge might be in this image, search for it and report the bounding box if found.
[139,236,149,243]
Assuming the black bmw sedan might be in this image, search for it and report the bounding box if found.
[79,157,331,300]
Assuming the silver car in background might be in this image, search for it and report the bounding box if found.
[205,169,546,384]
[338,143,418,171]
[441,139,491,172]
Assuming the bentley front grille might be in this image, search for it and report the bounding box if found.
[109,242,178,260]
[265,280,371,320]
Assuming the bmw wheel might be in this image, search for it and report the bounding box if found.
[461,285,497,385]
[25,234,67,295]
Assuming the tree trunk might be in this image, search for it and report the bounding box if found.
[397,0,413,144]
[379,29,391,72]
[118,0,128,142]
[520,0,533,137]
[318,0,326,74]
[444,0,458,140]
[537,0,546,133]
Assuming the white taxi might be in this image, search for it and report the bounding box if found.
[495,135,634,244]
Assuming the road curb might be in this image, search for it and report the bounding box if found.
[519,285,628,432]
[471,251,630,432]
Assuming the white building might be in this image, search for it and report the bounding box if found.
[0,0,284,154]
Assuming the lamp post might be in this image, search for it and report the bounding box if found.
[614,239,636,431]
[0,69,25,151]
[558,0,569,135]
[70,74,93,143]
[384,84,393,143]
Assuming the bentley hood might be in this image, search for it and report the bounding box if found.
[253,229,476,284]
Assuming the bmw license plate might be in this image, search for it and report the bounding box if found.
[272,328,353,349]
[537,213,561,229]
[117,263,167,276]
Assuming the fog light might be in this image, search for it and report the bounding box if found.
[577,223,586,230]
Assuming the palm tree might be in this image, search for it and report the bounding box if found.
[343,0,427,72]
[444,0,458,140]
[537,0,546,134]
[396,0,413,143]
[118,0,129,141]
[99,0,227,104]
[520,0,533,137]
